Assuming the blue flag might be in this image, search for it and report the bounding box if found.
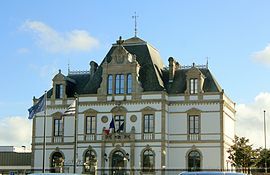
[28,95,45,119]
[109,117,115,130]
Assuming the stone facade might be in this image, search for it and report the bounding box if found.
[31,36,236,174]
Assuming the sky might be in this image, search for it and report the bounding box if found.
[0,0,270,149]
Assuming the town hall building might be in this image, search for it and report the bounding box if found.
[31,36,236,174]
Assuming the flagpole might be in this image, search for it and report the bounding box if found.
[73,94,78,173]
[42,91,47,173]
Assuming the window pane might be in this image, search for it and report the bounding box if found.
[54,119,63,136]
[56,84,63,99]
[127,74,132,94]
[120,75,124,94]
[114,115,124,132]
[143,150,154,171]
[189,115,200,134]
[115,75,120,94]
[144,114,154,133]
[86,116,96,134]
[107,75,113,94]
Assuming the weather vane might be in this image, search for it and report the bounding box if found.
[132,12,138,37]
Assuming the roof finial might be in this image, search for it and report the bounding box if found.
[206,57,209,69]
[132,12,139,37]
[116,36,124,45]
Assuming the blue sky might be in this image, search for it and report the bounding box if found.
[0,0,270,148]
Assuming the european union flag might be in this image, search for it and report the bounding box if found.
[28,95,45,119]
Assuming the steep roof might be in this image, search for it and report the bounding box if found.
[47,36,222,97]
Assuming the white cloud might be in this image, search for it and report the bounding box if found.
[236,92,270,148]
[0,116,32,148]
[253,44,270,65]
[22,20,99,53]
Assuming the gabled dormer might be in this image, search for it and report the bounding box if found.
[98,37,143,97]
[185,63,206,95]
[52,70,67,100]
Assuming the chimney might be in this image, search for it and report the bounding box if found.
[168,57,176,82]
[90,61,98,78]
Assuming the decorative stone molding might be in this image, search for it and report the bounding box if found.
[101,115,108,123]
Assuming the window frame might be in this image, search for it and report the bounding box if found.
[144,114,154,133]
[189,78,198,94]
[126,73,132,94]
[55,84,64,99]
[115,74,125,94]
[188,115,200,134]
[107,74,113,95]
[85,116,96,134]
[54,118,63,136]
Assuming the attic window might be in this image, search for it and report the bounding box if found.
[190,78,198,94]
[115,74,124,94]
[55,84,64,99]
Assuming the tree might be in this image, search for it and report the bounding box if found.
[227,136,258,173]
[255,148,270,172]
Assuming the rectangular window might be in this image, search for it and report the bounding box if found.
[86,116,96,134]
[115,74,124,94]
[127,74,132,94]
[144,114,154,133]
[190,78,198,94]
[114,115,124,132]
[189,115,199,134]
[55,84,64,99]
[107,75,113,94]
[54,119,63,136]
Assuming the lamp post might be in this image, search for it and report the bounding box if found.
[263,110,267,173]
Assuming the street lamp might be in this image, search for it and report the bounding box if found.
[263,110,267,173]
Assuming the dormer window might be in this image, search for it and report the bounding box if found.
[115,74,124,94]
[190,78,198,94]
[55,84,64,99]
[127,74,132,94]
[107,74,113,95]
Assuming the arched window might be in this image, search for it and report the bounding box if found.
[188,150,201,171]
[127,74,132,94]
[50,152,64,173]
[84,149,97,174]
[111,150,126,175]
[142,149,154,172]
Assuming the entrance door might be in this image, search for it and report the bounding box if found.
[111,151,126,175]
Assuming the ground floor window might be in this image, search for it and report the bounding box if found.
[84,149,97,174]
[188,150,201,171]
[111,150,126,175]
[50,151,64,173]
[142,149,154,172]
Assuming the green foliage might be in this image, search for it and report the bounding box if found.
[227,136,258,172]
[255,148,270,172]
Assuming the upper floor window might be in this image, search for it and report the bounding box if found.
[189,115,200,134]
[144,114,154,133]
[107,74,113,95]
[114,115,125,132]
[190,78,198,94]
[86,116,96,134]
[55,84,64,99]
[54,118,63,136]
[127,74,132,94]
[115,74,124,94]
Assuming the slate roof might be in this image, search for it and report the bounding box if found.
[47,36,222,98]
